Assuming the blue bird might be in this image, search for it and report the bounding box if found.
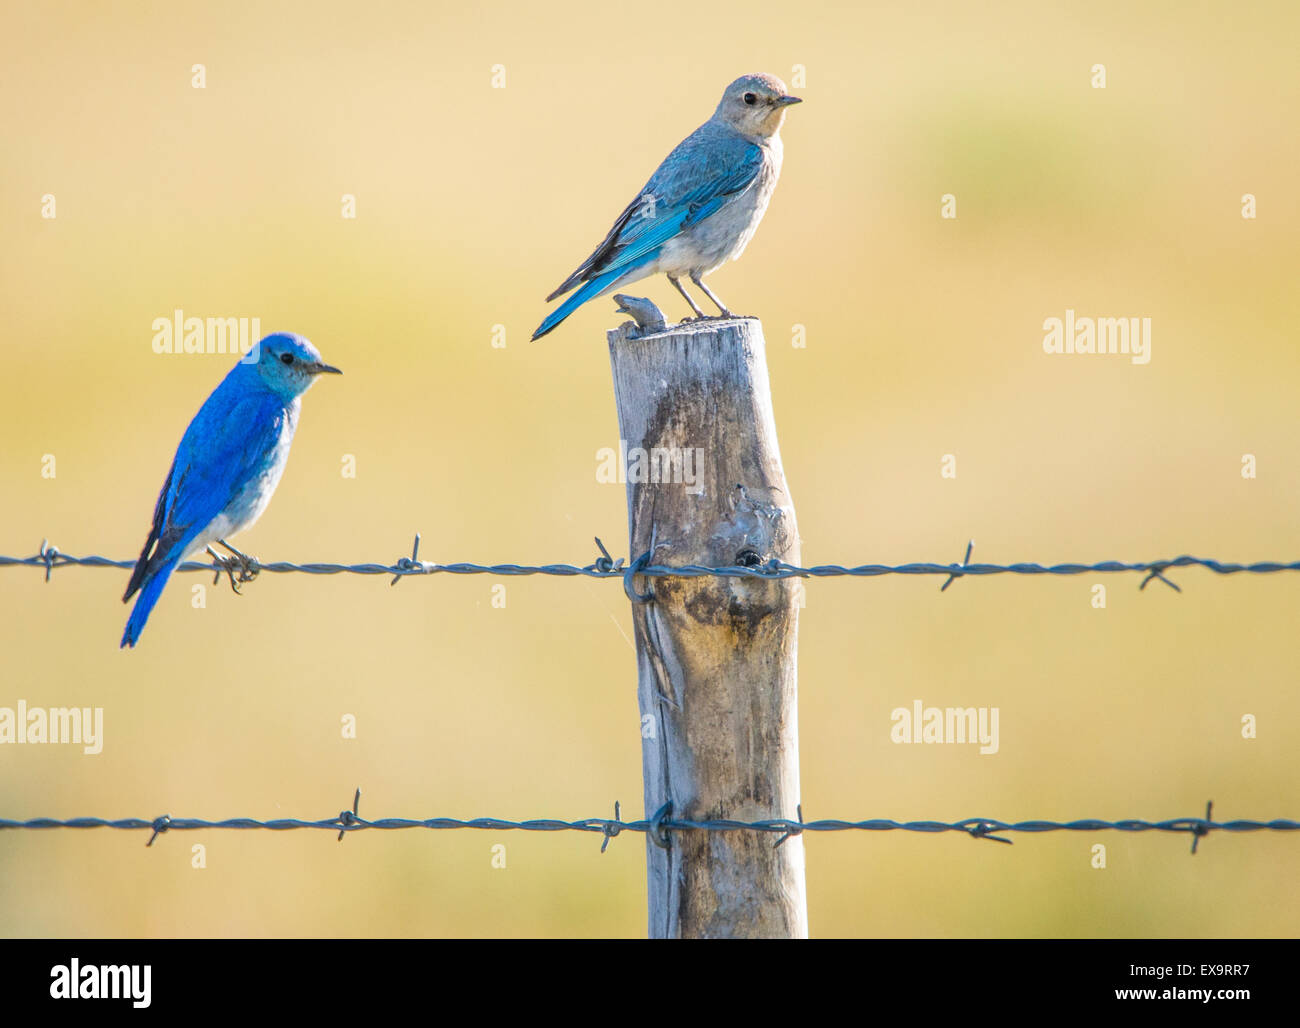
[532,73,801,340]
[121,333,341,648]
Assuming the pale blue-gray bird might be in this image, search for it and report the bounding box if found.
[532,73,801,340]
[121,333,340,648]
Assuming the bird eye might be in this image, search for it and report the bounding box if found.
[743,92,757,106]
[279,353,294,365]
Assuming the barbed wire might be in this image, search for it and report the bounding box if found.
[6,543,1297,857]
[1,795,1293,855]
[5,536,1300,596]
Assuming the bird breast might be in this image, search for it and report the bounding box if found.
[189,406,297,554]
[662,135,782,276]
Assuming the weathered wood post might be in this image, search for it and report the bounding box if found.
[607,312,807,938]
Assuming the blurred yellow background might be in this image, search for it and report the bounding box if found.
[2,0,1297,937]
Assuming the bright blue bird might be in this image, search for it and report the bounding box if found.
[532,73,801,340]
[121,333,341,648]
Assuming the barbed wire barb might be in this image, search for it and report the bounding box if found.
[39,539,58,582]
[147,815,171,847]
[941,539,975,592]
[774,804,804,849]
[966,820,1013,845]
[1191,800,1213,855]
[600,801,622,853]
[338,788,362,842]
[1140,562,1181,593]
[390,535,427,586]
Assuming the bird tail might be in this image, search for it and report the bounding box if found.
[531,250,659,340]
[121,553,181,648]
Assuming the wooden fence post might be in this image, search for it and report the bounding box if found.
[607,313,808,939]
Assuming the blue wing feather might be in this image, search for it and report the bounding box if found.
[532,250,661,340]
[534,123,763,338]
[582,133,762,283]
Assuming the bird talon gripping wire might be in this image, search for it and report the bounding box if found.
[207,545,259,595]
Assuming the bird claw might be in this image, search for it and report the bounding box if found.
[225,555,259,594]
[208,547,260,594]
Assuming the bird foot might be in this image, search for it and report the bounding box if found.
[207,545,260,594]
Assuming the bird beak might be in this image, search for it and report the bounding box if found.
[310,361,343,375]
[776,95,802,106]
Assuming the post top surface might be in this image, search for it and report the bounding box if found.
[607,315,761,346]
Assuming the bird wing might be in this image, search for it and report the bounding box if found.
[122,460,179,601]
[546,126,764,301]
[124,385,290,601]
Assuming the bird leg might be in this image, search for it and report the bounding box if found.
[667,275,707,319]
[690,272,734,318]
[207,539,260,594]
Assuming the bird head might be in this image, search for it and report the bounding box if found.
[247,332,342,398]
[714,73,802,139]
